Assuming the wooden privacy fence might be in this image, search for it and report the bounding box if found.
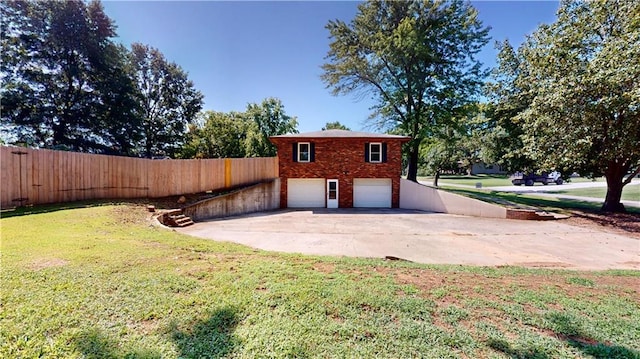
[0,146,279,208]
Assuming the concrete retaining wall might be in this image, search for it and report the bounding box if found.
[183,179,280,221]
[399,179,507,218]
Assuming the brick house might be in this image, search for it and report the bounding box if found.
[269,129,410,208]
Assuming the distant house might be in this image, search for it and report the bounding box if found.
[269,129,410,208]
[469,161,507,175]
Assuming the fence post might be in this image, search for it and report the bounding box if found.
[224,158,232,188]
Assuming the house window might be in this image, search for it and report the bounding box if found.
[298,142,310,162]
[369,143,382,163]
[292,142,315,162]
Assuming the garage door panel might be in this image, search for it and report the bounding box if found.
[353,178,391,208]
[288,179,325,208]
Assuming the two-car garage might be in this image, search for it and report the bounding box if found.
[287,178,391,208]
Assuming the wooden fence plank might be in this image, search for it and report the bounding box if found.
[0,145,278,207]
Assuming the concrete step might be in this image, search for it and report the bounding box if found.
[534,211,557,220]
[167,213,195,227]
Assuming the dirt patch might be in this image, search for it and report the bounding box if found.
[376,267,640,305]
[511,262,573,268]
[563,210,640,239]
[29,258,69,270]
[312,261,336,274]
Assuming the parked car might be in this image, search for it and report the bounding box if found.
[511,171,563,186]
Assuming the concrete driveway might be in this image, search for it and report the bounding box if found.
[177,209,640,270]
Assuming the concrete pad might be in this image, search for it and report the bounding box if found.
[177,209,640,271]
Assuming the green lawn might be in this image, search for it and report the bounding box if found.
[547,184,640,202]
[2,204,639,358]
[418,175,606,188]
[419,174,513,187]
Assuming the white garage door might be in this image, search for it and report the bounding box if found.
[287,178,325,208]
[353,178,392,208]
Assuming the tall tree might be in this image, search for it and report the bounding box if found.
[322,0,490,181]
[322,121,351,131]
[484,41,537,174]
[1,0,140,153]
[245,97,298,157]
[129,43,203,158]
[180,111,249,159]
[492,0,640,212]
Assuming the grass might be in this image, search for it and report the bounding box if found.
[547,185,640,202]
[418,174,607,188]
[419,174,513,187]
[2,203,640,358]
[439,185,640,214]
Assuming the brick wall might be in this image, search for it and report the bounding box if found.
[271,137,406,208]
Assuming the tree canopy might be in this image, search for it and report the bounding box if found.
[322,0,490,181]
[129,43,203,158]
[489,0,640,212]
[180,98,298,159]
[322,121,350,131]
[1,0,140,153]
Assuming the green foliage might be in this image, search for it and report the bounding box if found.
[322,0,490,181]
[322,121,351,131]
[181,111,249,159]
[489,0,640,211]
[2,204,639,357]
[484,40,536,173]
[180,97,297,159]
[0,0,142,154]
[129,43,203,158]
[245,97,298,157]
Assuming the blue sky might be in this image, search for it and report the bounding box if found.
[102,0,560,133]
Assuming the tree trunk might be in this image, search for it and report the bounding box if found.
[602,161,629,213]
[433,171,440,187]
[406,140,420,182]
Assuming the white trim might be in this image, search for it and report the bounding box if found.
[298,142,310,162]
[327,179,338,208]
[369,142,382,163]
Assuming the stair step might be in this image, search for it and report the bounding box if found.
[175,217,193,225]
[535,212,557,220]
[163,211,194,227]
[175,219,194,227]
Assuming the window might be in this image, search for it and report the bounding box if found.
[369,143,382,163]
[292,142,315,162]
[364,142,387,163]
[298,142,310,162]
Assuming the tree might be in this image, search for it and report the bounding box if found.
[322,0,490,182]
[483,40,541,174]
[491,0,640,212]
[180,111,249,159]
[179,98,298,159]
[245,97,298,157]
[1,0,140,153]
[322,121,350,131]
[129,43,203,158]
[420,128,459,187]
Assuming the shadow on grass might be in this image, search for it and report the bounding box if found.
[0,200,122,219]
[487,337,550,359]
[546,312,640,359]
[447,188,603,211]
[171,306,240,359]
[487,313,639,359]
[74,328,160,359]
